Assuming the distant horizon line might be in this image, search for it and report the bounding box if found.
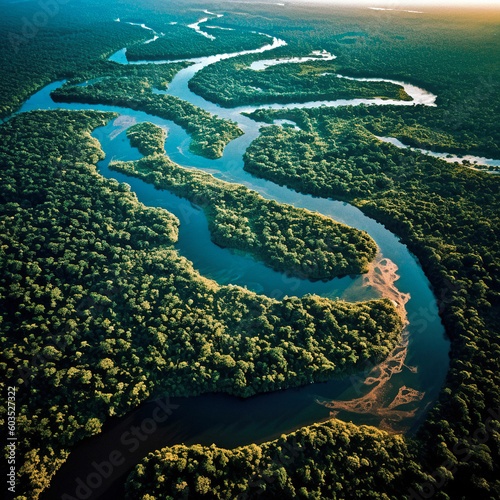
[280,0,500,8]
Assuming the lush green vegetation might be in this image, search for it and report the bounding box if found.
[125,23,271,61]
[51,71,243,159]
[189,4,500,150]
[125,420,426,499]
[0,0,149,119]
[243,104,500,498]
[0,109,401,499]
[127,122,166,156]
[111,147,377,280]
[244,106,500,197]
[357,107,499,158]
[245,119,382,199]
[65,60,192,92]
[205,4,499,102]
[0,0,268,119]
[189,56,411,107]
[246,102,500,165]
[2,0,500,499]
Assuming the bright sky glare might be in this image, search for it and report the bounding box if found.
[285,0,500,7]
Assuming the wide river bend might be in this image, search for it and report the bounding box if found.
[14,14,454,499]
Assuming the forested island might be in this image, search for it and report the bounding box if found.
[51,71,243,159]
[189,55,412,107]
[125,23,271,62]
[112,122,377,280]
[1,1,499,499]
[125,420,425,499]
[126,122,167,156]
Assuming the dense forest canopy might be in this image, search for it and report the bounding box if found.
[125,421,428,499]
[0,110,401,498]
[241,87,500,500]
[188,2,500,155]
[125,23,272,61]
[126,121,167,156]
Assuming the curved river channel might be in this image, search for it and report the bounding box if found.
[18,14,455,500]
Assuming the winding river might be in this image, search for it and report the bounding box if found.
[15,13,456,500]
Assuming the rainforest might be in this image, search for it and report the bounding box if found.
[0,0,499,499]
